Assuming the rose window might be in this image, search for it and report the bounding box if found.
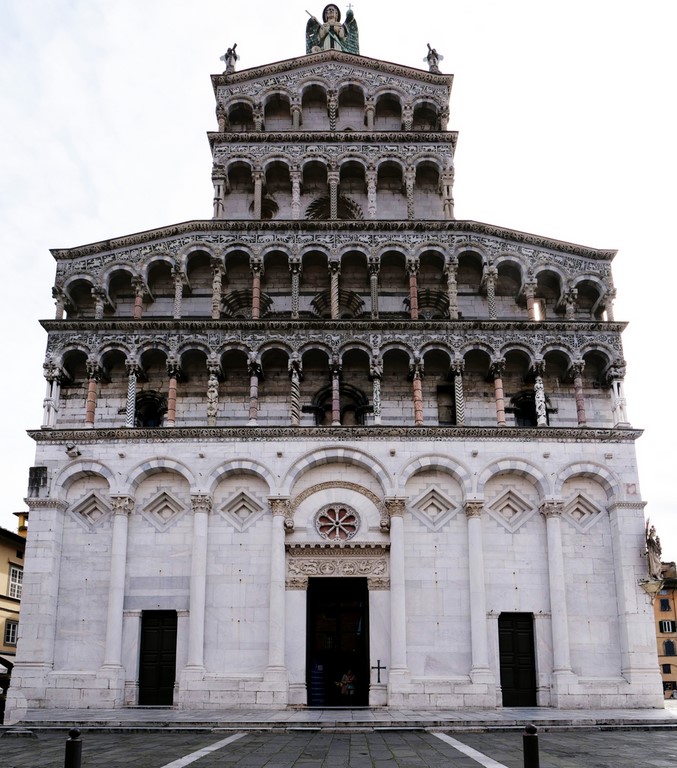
[315,504,359,541]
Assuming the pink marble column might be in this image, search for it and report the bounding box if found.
[132,278,144,320]
[407,260,419,320]
[251,259,263,320]
[85,360,101,428]
[410,361,424,426]
[491,360,507,427]
[572,361,587,426]
[525,279,537,321]
[165,359,180,427]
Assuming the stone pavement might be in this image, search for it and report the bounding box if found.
[2,727,677,767]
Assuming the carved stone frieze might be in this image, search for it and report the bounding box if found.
[286,543,389,584]
[27,425,644,444]
[42,323,625,365]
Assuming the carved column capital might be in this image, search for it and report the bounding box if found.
[269,497,294,529]
[450,359,465,376]
[464,500,484,519]
[384,498,406,518]
[110,495,135,516]
[191,495,212,515]
[489,359,506,379]
[125,359,140,378]
[540,500,564,519]
[86,359,102,381]
[406,257,419,275]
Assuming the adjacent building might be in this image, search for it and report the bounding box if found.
[1,516,26,721]
[7,9,663,715]
[656,562,677,698]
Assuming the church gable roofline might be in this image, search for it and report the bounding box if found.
[211,49,453,93]
[49,220,616,263]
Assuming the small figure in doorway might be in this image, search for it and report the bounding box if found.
[339,669,356,697]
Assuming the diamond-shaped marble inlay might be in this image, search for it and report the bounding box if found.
[141,491,185,531]
[220,490,265,532]
[69,492,111,530]
[486,489,535,532]
[563,493,603,532]
[410,487,458,531]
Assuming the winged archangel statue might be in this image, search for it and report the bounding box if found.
[306,5,359,55]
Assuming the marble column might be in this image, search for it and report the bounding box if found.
[211,164,227,219]
[289,257,301,319]
[410,360,424,426]
[52,286,66,320]
[102,496,134,668]
[490,359,507,427]
[327,90,338,130]
[291,100,302,129]
[210,260,223,320]
[330,360,341,426]
[165,358,180,427]
[564,288,577,320]
[290,170,301,220]
[451,359,465,426]
[370,359,383,425]
[266,498,289,680]
[132,277,145,320]
[407,259,419,320]
[186,495,211,669]
[247,357,261,426]
[42,362,61,428]
[90,286,105,319]
[252,169,263,219]
[124,361,139,428]
[365,97,375,130]
[206,362,220,427]
[525,279,537,321]
[402,103,413,130]
[444,259,459,319]
[484,266,497,320]
[385,498,409,685]
[329,260,341,319]
[441,169,455,219]
[289,357,302,426]
[571,361,587,426]
[328,169,340,220]
[465,501,493,681]
[405,167,415,220]
[533,361,548,427]
[84,359,101,428]
[368,254,380,318]
[541,501,573,678]
[607,366,629,426]
[172,268,184,320]
[251,258,263,320]
[366,167,377,219]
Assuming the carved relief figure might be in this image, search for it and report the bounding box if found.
[306,5,359,55]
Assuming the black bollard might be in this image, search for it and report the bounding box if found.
[64,727,82,768]
[523,723,539,768]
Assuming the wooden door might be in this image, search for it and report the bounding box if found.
[138,610,177,705]
[498,612,537,707]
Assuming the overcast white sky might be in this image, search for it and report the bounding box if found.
[1,0,675,557]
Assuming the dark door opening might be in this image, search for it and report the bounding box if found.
[498,612,537,706]
[306,577,369,707]
[138,610,177,705]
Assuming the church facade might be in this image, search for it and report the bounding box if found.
[7,13,663,714]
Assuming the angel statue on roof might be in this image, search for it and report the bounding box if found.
[306,5,359,55]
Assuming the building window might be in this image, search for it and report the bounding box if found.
[4,620,18,645]
[660,598,671,612]
[8,565,23,599]
[663,664,672,674]
[664,640,676,656]
[659,620,676,634]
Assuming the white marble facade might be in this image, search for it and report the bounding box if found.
[6,41,663,715]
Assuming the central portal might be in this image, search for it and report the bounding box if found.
[306,577,369,707]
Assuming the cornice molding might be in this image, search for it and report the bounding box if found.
[28,425,643,444]
[211,49,454,90]
[49,220,616,262]
[40,318,627,334]
[208,131,458,147]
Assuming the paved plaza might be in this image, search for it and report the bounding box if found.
[2,728,677,768]
[2,704,677,767]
